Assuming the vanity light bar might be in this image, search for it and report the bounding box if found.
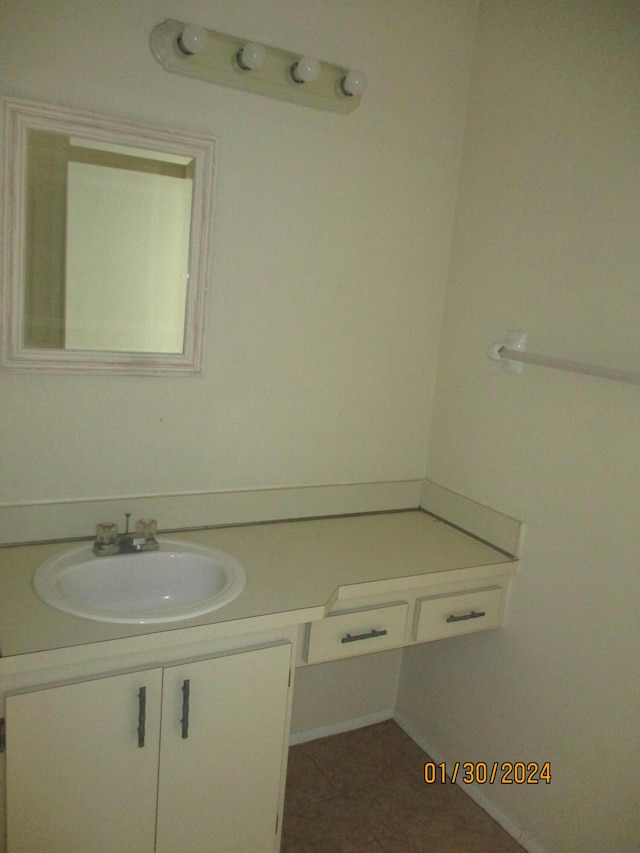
[150,20,367,114]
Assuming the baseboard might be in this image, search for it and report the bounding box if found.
[393,711,548,853]
[289,708,394,746]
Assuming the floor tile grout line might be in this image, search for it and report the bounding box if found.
[308,752,344,798]
[285,734,430,809]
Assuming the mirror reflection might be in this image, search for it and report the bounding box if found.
[2,98,216,375]
[25,131,193,353]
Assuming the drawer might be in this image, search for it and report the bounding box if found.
[305,602,408,664]
[415,586,504,643]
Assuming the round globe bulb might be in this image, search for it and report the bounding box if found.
[291,56,320,84]
[178,25,208,55]
[341,70,367,97]
[237,42,266,71]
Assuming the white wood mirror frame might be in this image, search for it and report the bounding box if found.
[2,98,216,375]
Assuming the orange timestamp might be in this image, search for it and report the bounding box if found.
[424,761,551,785]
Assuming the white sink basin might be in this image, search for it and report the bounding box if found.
[33,538,246,624]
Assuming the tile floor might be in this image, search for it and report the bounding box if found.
[282,720,527,852]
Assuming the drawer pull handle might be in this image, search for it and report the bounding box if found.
[446,610,486,623]
[341,628,388,644]
[137,687,146,748]
[181,679,190,739]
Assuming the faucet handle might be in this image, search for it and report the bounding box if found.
[94,521,119,556]
[135,518,158,542]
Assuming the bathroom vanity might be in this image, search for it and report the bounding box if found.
[0,509,518,853]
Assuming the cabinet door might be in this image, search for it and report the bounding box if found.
[6,668,162,853]
[156,643,292,853]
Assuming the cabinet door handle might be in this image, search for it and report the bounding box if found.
[137,687,146,748]
[341,628,388,644]
[446,610,486,623]
[181,679,190,739]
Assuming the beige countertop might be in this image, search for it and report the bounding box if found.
[0,510,516,658]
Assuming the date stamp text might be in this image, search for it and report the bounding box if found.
[424,761,551,785]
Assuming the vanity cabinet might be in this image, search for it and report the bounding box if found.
[0,508,521,853]
[5,642,292,853]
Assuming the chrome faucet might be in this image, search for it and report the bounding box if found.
[93,514,159,556]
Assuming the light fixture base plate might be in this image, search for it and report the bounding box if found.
[150,20,363,114]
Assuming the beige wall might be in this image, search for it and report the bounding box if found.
[290,650,401,738]
[0,0,476,509]
[397,2,640,852]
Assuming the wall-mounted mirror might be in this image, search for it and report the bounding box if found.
[2,98,216,374]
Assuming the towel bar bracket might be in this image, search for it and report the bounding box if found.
[488,330,527,374]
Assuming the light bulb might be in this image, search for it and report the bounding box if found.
[340,70,367,97]
[177,24,208,55]
[290,56,320,84]
[236,42,266,71]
